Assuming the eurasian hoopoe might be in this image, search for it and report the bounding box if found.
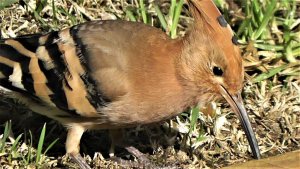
[0,0,260,168]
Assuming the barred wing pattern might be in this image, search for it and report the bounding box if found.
[0,26,108,120]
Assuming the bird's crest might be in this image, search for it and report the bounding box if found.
[187,0,241,62]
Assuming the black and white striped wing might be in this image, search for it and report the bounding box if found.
[0,27,108,118]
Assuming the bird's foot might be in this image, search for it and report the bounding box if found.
[109,146,154,169]
[110,156,150,168]
[69,153,91,169]
[125,146,152,165]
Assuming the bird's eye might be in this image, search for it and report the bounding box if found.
[213,66,223,76]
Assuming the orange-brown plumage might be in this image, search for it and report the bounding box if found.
[0,0,260,168]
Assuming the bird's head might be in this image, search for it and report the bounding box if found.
[176,0,261,159]
[177,33,244,100]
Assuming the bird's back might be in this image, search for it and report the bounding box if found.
[0,20,183,126]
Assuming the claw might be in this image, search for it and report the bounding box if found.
[124,146,152,165]
[109,146,154,168]
[109,130,175,169]
[70,153,91,169]
[110,156,145,168]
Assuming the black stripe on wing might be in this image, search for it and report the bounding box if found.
[37,32,75,114]
[37,59,72,113]
[0,44,31,72]
[15,34,42,52]
[70,26,110,110]
[0,63,13,77]
[44,31,70,77]
[0,44,35,93]
[0,63,16,91]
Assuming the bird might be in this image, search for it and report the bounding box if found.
[0,0,261,168]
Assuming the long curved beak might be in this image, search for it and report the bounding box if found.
[219,85,261,159]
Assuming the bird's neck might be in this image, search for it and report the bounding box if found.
[173,29,215,107]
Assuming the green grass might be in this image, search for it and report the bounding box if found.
[234,0,299,83]
[0,121,58,167]
[0,0,18,10]
[124,0,184,38]
[0,121,11,153]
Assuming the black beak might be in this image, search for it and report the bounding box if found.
[219,85,261,159]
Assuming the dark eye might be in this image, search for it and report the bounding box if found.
[213,66,223,76]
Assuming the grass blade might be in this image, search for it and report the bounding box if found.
[9,134,23,162]
[252,0,277,40]
[139,0,147,24]
[154,4,167,31]
[36,123,46,164]
[43,138,58,155]
[170,0,184,38]
[0,121,11,153]
[189,107,200,133]
[126,9,137,22]
[252,64,289,83]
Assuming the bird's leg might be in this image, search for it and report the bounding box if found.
[109,129,153,168]
[109,129,119,157]
[66,125,91,169]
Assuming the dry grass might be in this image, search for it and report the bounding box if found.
[0,0,299,168]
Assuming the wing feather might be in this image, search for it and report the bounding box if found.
[0,28,108,118]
